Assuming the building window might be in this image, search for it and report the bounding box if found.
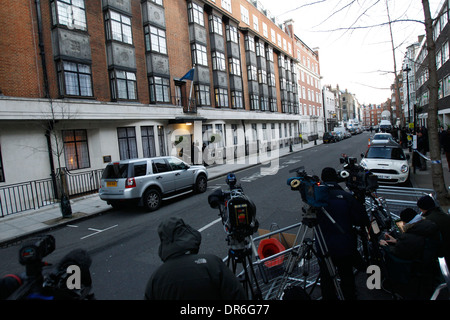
[104,10,132,45]
[221,0,232,13]
[141,126,156,158]
[191,43,208,66]
[231,91,243,109]
[250,95,259,110]
[110,70,137,100]
[270,98,277,112]
[247,65,257,81]
[268,73,276,87]
[57,61,93,97]
[252,15,259,31]
[258,69,267,84]
[149,76,170,103]
[212,51,226,71]
[245,35,255,52]
[240,5,249,25]
[256,42,265,57]
[51,0,87,30]
[62,129,90,170]
[209,15,223,35]
[260,97,269,111]
[226,25,238,43]
[266,46,273,62]
[117,127,138,160]
[195,84,211,106]
[214,88,229,107]
[157,126,166,156]
[188,2,204,26]
[228,57,241,76]
[144,25,167,54]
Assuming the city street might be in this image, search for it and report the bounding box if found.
[1,132,376,299]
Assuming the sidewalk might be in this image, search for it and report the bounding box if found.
[0,141,314,246]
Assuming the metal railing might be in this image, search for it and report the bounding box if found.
[0,168,103,217]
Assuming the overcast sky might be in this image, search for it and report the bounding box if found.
[260,0,443,105]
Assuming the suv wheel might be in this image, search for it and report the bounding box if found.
[194,175,207,193]
[143,188,161,211]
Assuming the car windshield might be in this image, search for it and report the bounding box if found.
[102,163,129,179]
[366,147,405,160]
[373,134,391,140]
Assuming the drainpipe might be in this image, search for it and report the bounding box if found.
[35,0,59,201]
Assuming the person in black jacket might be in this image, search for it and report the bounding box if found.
[144,217,246,300]
[316,167,370,300]
[380,208,441,299]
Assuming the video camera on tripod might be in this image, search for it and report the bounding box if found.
[4,235,94,300]
[287,167,329,208]
[208,173,259,244]
[338,154,378,198]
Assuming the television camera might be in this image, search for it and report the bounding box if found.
[338,154,378,201]
[208,173,259,245]
[338,154,395,265]
[4,235,94,300]
[208,173,261,299]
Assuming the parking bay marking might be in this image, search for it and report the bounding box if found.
[80,224,118,240]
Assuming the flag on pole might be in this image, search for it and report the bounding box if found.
[180,68,195,81]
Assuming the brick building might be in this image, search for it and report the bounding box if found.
[0,0,322,196]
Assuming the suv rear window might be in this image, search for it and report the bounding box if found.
[102,163,129,179]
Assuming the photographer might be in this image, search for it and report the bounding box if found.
[317,167,370,300]
[144,217,246,300]
[379,208,441,299]
[417,195,450,266]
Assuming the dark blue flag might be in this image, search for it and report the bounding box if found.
[180,68,195,81]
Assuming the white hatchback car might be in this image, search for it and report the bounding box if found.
[369,133,396,146]
[360,142,410,184]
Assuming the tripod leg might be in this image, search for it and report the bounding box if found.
[313,225,345,300]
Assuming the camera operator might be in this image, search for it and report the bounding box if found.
[144,217,246,300]
[317,167,370,300]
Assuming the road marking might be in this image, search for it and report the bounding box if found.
[198,218,221,232]
[80,224,118,240]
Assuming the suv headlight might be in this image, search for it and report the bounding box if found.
[401,164,409,173]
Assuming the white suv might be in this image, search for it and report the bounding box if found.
[99,156,208,211]
[360,142,410,185]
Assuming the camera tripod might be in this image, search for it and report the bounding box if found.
[226,236,263,300]
[274,205,345,300]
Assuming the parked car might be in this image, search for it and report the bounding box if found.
[99,156,208,211]
[323,132,337,143]
[368,133,396,146]
[335,131,344,141]
[360,141,410,185]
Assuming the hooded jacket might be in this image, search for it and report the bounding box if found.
[145,217,246,300]
[388,217,441,261]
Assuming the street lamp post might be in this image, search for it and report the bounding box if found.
[403,65,411,127]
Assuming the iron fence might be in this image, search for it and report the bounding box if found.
[0,168,104,217]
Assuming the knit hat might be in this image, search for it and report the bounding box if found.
[321,167,338,182]
[417,195,436,210]
[400,208,418,223]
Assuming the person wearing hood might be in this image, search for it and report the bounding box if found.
[380,208,442,299]
[417,195,450,266]
[144,217,246,300]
